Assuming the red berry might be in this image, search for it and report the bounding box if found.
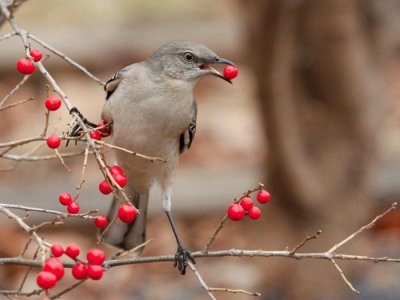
[17,58,35,75]
[36,271,57,289]
[113,172,127,188]
[58,192,72,206]
[43,258,64,280]
[71,263,88,280]
[50,244,64,257]
[67,201,80,214]
[30,49,43,62]
[46,134,61,149]
[248,206,262,220]
[239,197,254,211]
[223,65,238,80]
[89,131,102,140]
[257,190,271,204]
[118,204,137,223]
[94,215,108,229]
[87,248,106,265]
[99,180,112,195]
[87,265,103,280]
[45,96,62,111]
[65,243,80,259]
[98,120,112,137]
[109,165,123,176]
[227,203,245,221]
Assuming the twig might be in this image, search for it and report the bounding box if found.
[0,97,34,112]
[208,287,261,297]
[27,33,105,86]
[112,239,153,259]
[290,230,322,255]
[54,148,72,172]
[188,262,216,300]
[0,203,97,220]
[328,202,398,253]
[95,140,167,163]
[50,278,88,299]
[74,145,89,201]
[0,289,42,297]
[0,75,30,107]
[330,258,360,294]
[0,31,16,41]
[2,150,87,161]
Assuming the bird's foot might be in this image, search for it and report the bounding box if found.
[174,245,195,275]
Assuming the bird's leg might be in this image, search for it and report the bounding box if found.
[162,190,195,275]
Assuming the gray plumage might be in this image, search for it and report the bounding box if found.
[101,41,234,273]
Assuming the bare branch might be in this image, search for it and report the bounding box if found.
[330,258,360,294]
[27,33,105,86]
[328,202,398,253]
[0,97,33,111]
[208,287,261,297]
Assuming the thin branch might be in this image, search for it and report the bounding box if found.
[0,97,33,112]
[27,33,105,86]
[330,258,360,294]
[54,149,72,172]
[208,287,261,297]
[0,75,31,107]
[112,239,153,259]
[0,203,97,220]
[290,230,322,255]
[95,140,167,163]
[188,262,216,300]
[328,202,398,253]
[74,145,89,201]
[2,150,87,161]
[50,278,88,299]
[0,31,16,41]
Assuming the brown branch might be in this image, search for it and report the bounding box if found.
[290,230,322,255]
[27,33,105,86]
[188,262,216,300]
[0,97,33,111]
[0,75,31,107]
[208,287,261,297]
[328,202,397,253]
[330,258,360,294]
[95,140,167,163]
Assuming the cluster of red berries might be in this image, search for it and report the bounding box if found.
[98,165,137,223]
[223,65,238,80]
[227,189,271,221]
[16,49,43,75]
[36,244,106,290]
[89,120,112,141]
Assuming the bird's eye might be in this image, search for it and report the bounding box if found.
[183,52,194,62]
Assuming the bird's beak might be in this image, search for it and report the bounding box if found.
[200,57,236,84]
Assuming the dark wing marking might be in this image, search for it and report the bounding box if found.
[104,65,132,100]
[179,99,197,154]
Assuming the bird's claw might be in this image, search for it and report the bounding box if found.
[174,245,195,275]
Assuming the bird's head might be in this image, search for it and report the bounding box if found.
[147,41,235,83]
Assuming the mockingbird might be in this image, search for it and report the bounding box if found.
[90,41,234,274]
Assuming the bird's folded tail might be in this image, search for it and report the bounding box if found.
[103,185,149,252]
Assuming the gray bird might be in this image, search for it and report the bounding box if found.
[101,41,235,274]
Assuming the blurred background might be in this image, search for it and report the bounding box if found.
[1,0,400,299]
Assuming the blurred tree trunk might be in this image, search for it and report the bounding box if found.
[242,0,386,298]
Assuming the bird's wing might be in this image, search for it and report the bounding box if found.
[179,99,197,154]
[104,65,133,100]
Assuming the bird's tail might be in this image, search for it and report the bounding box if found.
[103,185,149,251]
